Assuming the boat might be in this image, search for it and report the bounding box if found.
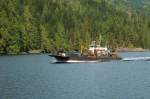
[49,41,122,63]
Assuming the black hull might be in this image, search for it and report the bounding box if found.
[49,54,122,63]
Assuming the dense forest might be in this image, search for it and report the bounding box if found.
[0,0,150,54]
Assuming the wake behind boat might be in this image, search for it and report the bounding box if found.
[122,57,150,61]
[49,41,122,63]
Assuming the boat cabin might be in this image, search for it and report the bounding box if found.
[88,41,110,56]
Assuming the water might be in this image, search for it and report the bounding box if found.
[0,52,150,99]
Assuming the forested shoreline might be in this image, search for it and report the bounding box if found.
[0,0,150,54]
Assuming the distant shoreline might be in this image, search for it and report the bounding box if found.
[0,48,149,55]
[116,47,149,52]
[0,52,44,56]
[0,50,48,55]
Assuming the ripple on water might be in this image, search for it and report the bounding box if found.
[0,53,150,99]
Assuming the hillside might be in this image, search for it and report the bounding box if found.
[111,0,150,18]
[0,0,150,54]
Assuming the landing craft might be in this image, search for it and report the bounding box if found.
[49,41,122,63]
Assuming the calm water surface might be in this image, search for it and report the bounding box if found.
[0,52,150,99]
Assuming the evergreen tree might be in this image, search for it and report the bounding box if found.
[0,0,150,54]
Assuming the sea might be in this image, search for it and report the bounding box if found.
[0,52,150,99]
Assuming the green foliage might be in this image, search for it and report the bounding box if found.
[0,0,150,54]
[40,25,52,52]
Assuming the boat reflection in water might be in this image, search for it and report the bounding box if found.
[49,41,122,63]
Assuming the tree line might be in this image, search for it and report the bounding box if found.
[0,0,150,54]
